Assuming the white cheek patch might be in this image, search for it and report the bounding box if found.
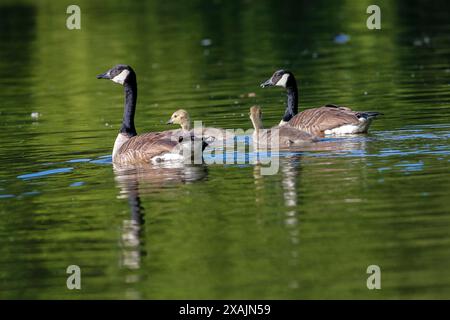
[275,73,290,87]
[112,69,130,84]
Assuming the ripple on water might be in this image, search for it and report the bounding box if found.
[0,194,15,199]
[69,181,85,187]
[16,167,74,180]
[66,158,92,163]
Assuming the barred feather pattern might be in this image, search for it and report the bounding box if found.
[113,133,177,165]
[285,105,362,136]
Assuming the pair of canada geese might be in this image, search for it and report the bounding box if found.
[97,65,382,165]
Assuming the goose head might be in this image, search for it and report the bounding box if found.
[97,64,136,85]
[167,109,191,131]
[260,69,295,89]
[249,105,264,129]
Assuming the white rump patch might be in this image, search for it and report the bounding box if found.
[324,119,372,135]
[151,153,184,163]
[275,73,290,87]
[112,69,130,85]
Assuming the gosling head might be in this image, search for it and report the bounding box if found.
[249,105,263,129]
[260,69,295,89]
[167,109,191,131]
[97,64,136,85]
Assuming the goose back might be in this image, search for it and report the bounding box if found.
[286,105,362,135]
[113,132,180,165]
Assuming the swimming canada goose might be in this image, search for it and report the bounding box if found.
[260,70,382,136]
[167,109,235,142]
[97,64,207,165]
[249,106,317,148]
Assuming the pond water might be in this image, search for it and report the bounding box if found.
[0,0,449,299]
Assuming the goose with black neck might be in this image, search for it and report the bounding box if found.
[260,69,382,136]
[97,64,208,165]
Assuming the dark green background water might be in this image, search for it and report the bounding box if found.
[0,0,449,299]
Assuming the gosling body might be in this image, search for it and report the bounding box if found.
[167,109,235,143]
[249,106,317,148]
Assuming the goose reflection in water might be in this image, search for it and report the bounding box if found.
[253,155,302,289]
[112,162,208,297]
[252,135,369,290]
[113,161,209,194]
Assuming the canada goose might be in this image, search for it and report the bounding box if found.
[167,109,235,142]
[97,64,207,165]
[249,106,317,148]
[260,70,382,136]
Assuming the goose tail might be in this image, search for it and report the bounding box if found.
[357,111,383,120]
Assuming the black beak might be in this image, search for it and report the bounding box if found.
[260,78,274,88]
[166,119,173,125]
[96,71,110,79]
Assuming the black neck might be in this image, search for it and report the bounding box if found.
[120,77,137,137]
[282,78,298,122]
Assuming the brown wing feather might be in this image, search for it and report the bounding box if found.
[287,105,360,135]
[116,132,180,165]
